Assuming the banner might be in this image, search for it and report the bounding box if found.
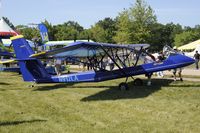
[38,23,49,42]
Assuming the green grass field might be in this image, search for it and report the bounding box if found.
[0,72,200,133]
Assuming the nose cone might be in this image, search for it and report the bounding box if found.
[185,55,195,63]
[168,54,195,67]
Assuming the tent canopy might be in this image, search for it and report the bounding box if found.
[0,18,18,37]
[178,39,200,50]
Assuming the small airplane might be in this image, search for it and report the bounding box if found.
[10,35,195,90]
[0,48,13,57]
[0,48,20,72]
[37,23,93,49]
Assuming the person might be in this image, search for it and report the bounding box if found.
[172,49,184,81]
[172,68,183,81]
[144,54,155,86]
[83,62,86,71]
[156,52,164,77]
[54,58,62,76]
[100,58,107,70]
[108,57,114,71]
[194,51,200,70]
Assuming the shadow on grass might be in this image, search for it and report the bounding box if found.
[1,73,21,77]
[33,78,199,100]
[0,82,10,85]
[81,79,174,101]
[34,83,75,91]
[0,119,47,126]
[168,84,200,88]
[34,83,113,91]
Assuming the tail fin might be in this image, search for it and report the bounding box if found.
[11,35,50,82]
[38,23,49,42]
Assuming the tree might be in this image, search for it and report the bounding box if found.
[174,30,199,47]
[17,26,40,41]
[0,41,11,51]
[90,17,117,43]
[173,24,200,47]
[148,23,183,51]
[79,29,90,40]
[114,0,157,44]
[147,23,166,51]
[113,10,132,44]
[53,21,84,41]
[129,0,157,43]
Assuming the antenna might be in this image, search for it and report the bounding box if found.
[27,23,39,29]
[28,23,39,26]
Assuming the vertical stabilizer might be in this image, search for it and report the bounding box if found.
[11,35,50,82]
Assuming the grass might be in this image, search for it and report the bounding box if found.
[0,72,200,133]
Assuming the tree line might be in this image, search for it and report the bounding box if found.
[4,0,200,51]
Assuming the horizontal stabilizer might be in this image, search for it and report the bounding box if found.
[29,51,47,58]
[0,59,16,64]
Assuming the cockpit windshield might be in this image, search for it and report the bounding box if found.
[163,45,179,57]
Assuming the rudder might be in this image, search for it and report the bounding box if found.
[11,35,50,82]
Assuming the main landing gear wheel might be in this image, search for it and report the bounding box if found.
[28,85,35,88]
[119,82,129,91]
[28,83,36,88]
[133,78,143,86]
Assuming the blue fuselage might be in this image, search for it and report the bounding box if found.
[35,54,195,83]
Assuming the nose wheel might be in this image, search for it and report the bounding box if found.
[133,78,143,86]
[118,77,144,90]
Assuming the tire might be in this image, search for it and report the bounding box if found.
[119,82,129,91]
[133,78,143,86]
[28,85,35,88]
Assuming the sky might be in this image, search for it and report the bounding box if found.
[0,0,200,29]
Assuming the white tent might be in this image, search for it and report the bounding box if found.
[0,18,18,36]
[178,39,200,51]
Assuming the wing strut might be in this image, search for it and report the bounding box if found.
[115,50,127,68]
[134,47,143,67]
[100,45,128,77]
